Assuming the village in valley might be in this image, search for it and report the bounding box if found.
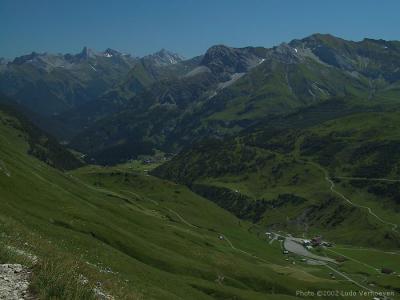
[265,231,396,279]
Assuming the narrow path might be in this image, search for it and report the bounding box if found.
[326,175,399,233]
[304,160,399,233]
[324,264,374,293]
[167,209,199,229]
[221,235,271,264]
[71,173,277,266]
[334,176,400,183]
[121,190,159,206]
[162,205,272,263]
[333,246,400,255]
[324,248,380,273]
[75,171,386,294]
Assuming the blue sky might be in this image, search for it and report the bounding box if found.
[1,0,399,59]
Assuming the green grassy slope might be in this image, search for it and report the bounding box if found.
[0,107,370,299]
[153,111,400,249]
[0,102,83,170]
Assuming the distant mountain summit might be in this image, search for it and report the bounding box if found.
[103,48,123,57]
[74,46,97,60]
[11,52,42,64]
[0,47,187,116]
[144,49,185,66]
[289,33,400,81]
[66,34,400,164]
[201,45,265,75]
[2,34,400,165]
[0,47,139,115]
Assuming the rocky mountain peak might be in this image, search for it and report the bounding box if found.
[11,52,43,65]
[103,48,121,58]
[201,45,264,75]
[145,49,184,66]
[75,46,97,60]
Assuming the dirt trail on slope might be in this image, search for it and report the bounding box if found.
[302,160,399,233]
[325,175,399,233]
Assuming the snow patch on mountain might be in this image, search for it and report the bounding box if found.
[144,49,185,67]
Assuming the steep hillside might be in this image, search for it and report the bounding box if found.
[1,105,370,299]
[0,101,82,170]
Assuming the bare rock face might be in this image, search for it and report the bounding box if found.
[201,45,264,76]
[0,264,33,300]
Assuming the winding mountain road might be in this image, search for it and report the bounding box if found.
[304,161,399,233]
[324,264,374,293]
[74,170,390,295]
[334,176,400,183]
[161,206,273,264]
[324,248,380,273]
[326,175,399,233]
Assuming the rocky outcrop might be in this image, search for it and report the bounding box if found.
[0,264,33,299]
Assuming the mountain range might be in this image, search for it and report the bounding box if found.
[58,34,400,164]
[4,34,399,154]
[0,47,185,116]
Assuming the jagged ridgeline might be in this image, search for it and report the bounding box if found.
[66,34,400,164]
[2,35,400,164]
[0,48,138,116]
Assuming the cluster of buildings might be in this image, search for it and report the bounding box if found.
[301,236,332,249]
